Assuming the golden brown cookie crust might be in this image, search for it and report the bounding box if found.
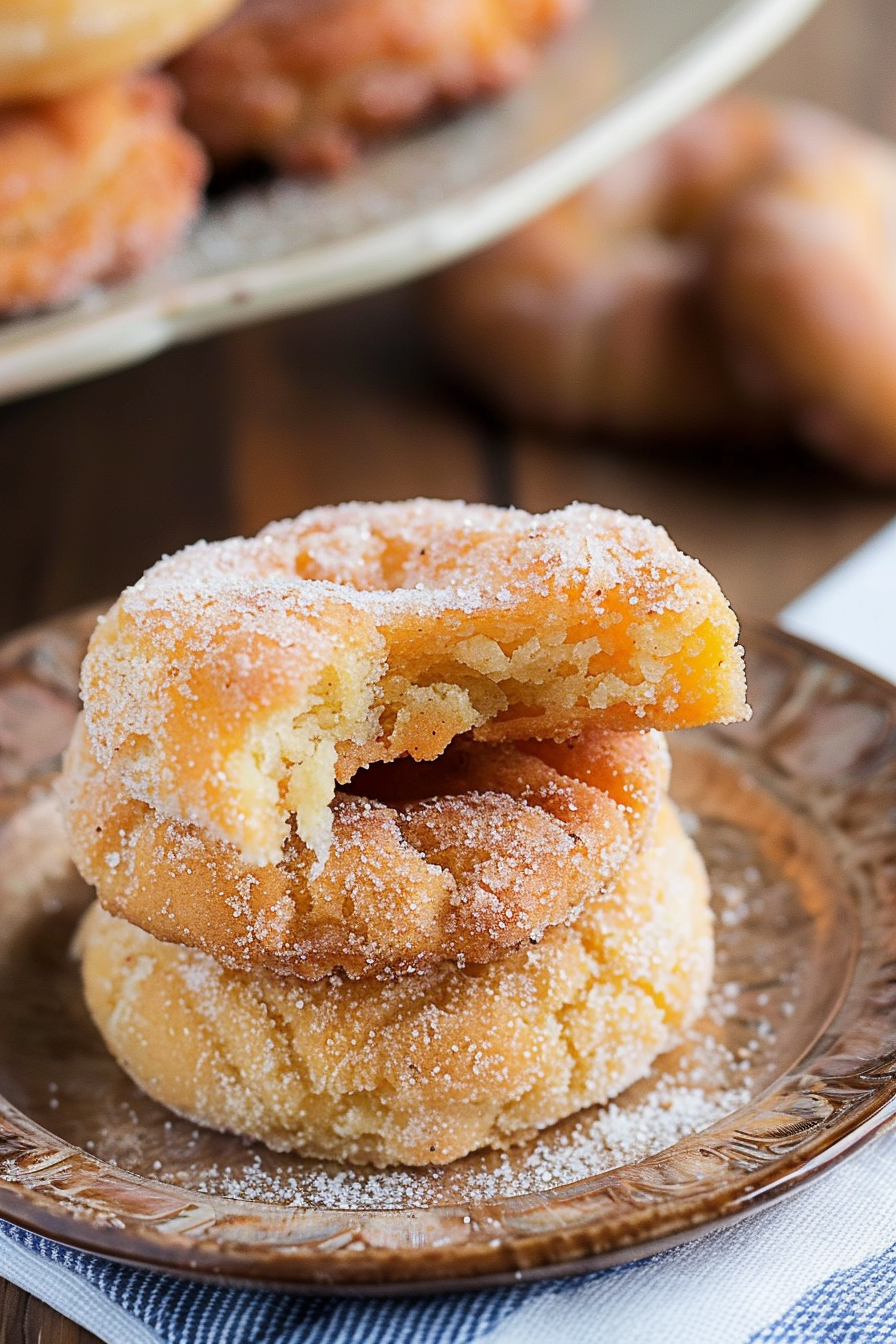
[61,716,669,978]
[77,799,712,1167]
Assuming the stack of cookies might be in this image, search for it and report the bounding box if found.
[60,500,748,1167]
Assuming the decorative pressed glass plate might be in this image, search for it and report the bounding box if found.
[0,609,894,1290]
[0,0,821,405]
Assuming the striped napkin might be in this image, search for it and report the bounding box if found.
[3,515,896,1344]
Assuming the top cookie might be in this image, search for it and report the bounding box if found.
[80,499,747,867]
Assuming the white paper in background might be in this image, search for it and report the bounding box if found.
[779,514,896,683]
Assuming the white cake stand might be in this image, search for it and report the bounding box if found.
[0,0,821,404]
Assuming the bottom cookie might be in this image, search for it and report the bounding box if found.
[77,799,712,1167]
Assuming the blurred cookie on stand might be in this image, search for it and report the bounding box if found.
[0,76,206,314]
[0,0,241,100]
[0,0,248,315]
[710,103,896,486]
[169,0,588,174]
[0,0,590,315]
[423,94,896,485]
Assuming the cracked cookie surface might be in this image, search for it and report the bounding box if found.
[76,799,711,1166]
[61,717,669,977]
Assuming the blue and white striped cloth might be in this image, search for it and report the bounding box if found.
[3,517,896,1344]
[4,1121,896,1344]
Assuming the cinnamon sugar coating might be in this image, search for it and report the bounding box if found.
[0,77,205,314]
[77,500,747,868]
[61,716,669,978]
[77,799,712,1167]
[170,0,584,174]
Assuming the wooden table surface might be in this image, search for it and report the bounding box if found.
[2,0,895,1336]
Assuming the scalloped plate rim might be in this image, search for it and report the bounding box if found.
[1,616,896,1289]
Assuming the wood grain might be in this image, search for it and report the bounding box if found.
[2,0,894,1336]
[0,1278,100,1343]
[0,337,232,635]
[225,288,489,535]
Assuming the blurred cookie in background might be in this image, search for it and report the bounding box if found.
[170,0,588,174]
[0,76,206,314]
[424,98,777,441]
[424,94,896,483]
[0,0,243,101]
[710,103,896,485]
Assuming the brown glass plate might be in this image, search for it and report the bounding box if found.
[0,608,894,1292]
